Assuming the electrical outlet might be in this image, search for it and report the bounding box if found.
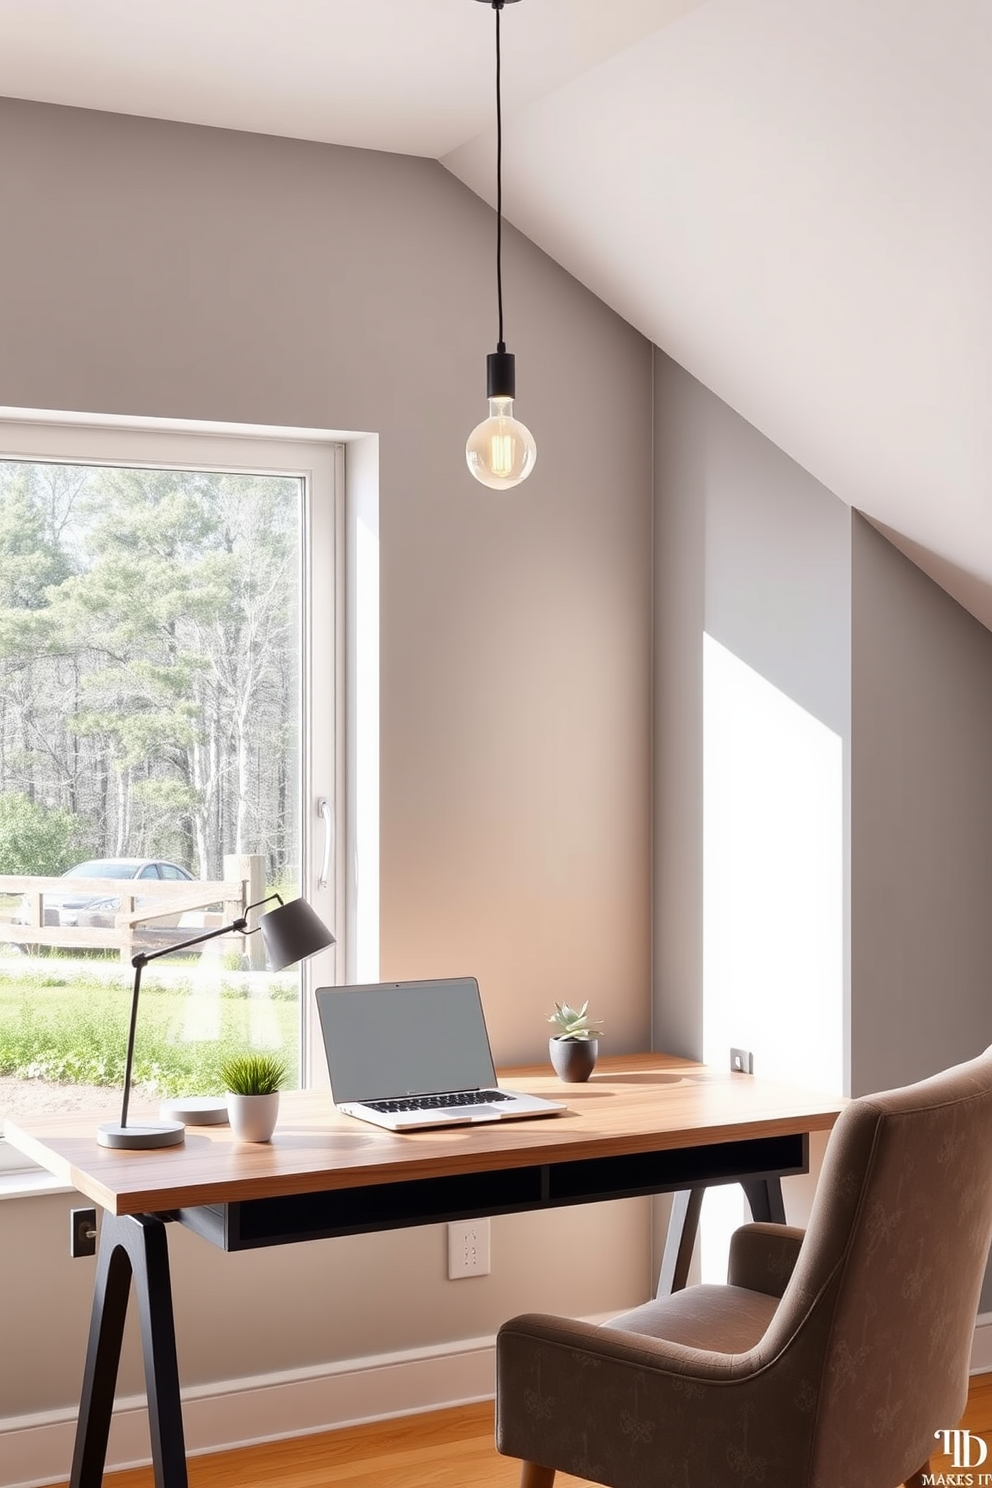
[447,1218,491,1279]
[730,1047,754,1075]
[70,1207,98,1258]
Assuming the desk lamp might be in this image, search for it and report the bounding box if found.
[97,895,334,1150]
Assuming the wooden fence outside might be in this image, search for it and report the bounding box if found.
[0,854,267,966]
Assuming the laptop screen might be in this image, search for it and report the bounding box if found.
[316,978,499,1103]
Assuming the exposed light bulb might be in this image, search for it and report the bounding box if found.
[466,348,536,490]
[466,395,537,490]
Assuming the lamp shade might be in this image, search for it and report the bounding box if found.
[259,897,335,970]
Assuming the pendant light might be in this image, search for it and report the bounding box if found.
[466,0,537,490]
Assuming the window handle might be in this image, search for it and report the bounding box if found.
[317,798,334,891]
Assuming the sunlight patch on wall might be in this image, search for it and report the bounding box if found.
[700,633,843,1279]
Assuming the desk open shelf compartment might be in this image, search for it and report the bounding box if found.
[175,1132,807,1251]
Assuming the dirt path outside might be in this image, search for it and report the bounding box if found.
[1,1074,116,1126]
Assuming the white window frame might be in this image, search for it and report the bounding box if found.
[0,410,377,1174]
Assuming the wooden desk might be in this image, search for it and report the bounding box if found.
[4,1054,843,1488]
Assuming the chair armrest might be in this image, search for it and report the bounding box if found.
[496,1312,809,1488]
[727,1222,805,1297]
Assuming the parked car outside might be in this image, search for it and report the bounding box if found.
[14,858,195,927]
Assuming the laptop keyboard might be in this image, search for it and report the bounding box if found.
[365,1089,514,1114]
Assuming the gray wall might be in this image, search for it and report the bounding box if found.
[850,514,992,1097]
[651,354,992,1307]
[652,348,852,1061]
[0,97,653,1422]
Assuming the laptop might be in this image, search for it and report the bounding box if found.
[315,977,567,1131]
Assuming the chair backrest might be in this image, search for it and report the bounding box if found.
[758,1045,992,1486]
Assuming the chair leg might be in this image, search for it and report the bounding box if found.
[520,1463,556,1488]
[903,1467,930,1488]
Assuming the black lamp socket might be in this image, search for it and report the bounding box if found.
[486,350,516,400]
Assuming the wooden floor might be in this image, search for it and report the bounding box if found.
[57,1378,992,1488]
[959,1370,992,1438]
[84,1404,587,1488]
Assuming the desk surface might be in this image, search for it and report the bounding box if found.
[3,1053,844,1217]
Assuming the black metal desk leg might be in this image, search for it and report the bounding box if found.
[741,1177,787,1225]
[657,1177,788,1297]
[69,1214,132,1488]
[656,1188,704,1296]
[70,1212,188,1488]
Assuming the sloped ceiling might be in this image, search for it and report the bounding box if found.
[1,0,989,622]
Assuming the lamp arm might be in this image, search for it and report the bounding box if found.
[245,891,283,917]
[119,894,286,1130]
[132,918,246,970]
[118,957,144,1131]
[121,924,244,1131]
[131,895,283,971]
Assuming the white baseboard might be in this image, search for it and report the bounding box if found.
[0,1335,497,1488]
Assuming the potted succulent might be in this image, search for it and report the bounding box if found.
[547,1000,603,1083]
[219,1052,287,1142]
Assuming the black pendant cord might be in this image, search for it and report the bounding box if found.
[495,0,505,353]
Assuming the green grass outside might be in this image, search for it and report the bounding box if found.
[0,963,300,1097]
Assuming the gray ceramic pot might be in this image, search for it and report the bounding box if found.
[549,1036,598,1083]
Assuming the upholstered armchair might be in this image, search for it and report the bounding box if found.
[497,1046,992,1488]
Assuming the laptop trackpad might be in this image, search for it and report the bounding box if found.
[468,1104,512,1122]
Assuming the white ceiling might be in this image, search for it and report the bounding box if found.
[0,0,698,156]
[1,0,990,623]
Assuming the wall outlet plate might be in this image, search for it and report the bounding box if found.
[730,1047,754,1075]
[447,1218,491,1279]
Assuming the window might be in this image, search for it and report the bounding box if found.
[0,417,351,1144]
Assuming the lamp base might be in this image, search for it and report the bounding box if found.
[97,1120,185,1150]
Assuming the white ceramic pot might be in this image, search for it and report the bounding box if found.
[226,1091,280,1142]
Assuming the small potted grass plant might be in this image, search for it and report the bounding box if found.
[547,1000,603,1083]
[219,1052,286,1142]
